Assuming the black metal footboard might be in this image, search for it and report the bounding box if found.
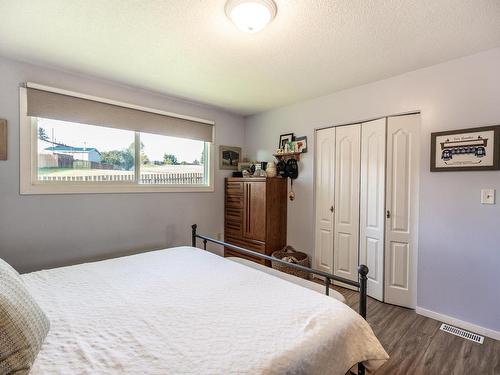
[191,224,369,375]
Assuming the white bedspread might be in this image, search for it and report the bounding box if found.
[22,247,388,375]
[226,257,346,304]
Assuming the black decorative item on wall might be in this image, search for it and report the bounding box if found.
[286,158,299,201]
[276,160,287,177]
[274,133,303,201]
[285,158,298,179]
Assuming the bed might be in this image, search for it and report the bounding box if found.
[18,229,388,375]
[227,256,347,304]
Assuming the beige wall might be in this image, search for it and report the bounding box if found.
[245,47,500,333]
[0,56,245,272]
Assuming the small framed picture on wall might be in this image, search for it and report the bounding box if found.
[278,133,294,149]
[430,125,500,171]
[295,136,307,153]
[0,119,6,161]
[219,145,242,170]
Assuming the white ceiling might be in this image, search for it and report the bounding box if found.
[1,0,500,115]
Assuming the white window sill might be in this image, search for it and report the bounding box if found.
[20,182,215,195]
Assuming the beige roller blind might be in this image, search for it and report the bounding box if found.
[26,88,214,142]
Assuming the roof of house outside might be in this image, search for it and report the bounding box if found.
[45,145,101,155]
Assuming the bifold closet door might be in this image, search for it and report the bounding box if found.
[359,118,386,301]
[385,114,420,308]
[333,124,361,284]
[314,127,336,273]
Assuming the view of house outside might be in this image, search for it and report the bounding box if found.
[36,118,206,184]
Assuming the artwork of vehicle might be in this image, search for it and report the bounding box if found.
[441,149,452,161]
[476,146,486,157]
[440,136,487,161]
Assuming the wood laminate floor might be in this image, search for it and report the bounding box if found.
[332,286,500,375]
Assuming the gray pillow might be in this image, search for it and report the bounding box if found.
[0,259,50,375]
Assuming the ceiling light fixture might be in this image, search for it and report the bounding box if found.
[225,0,277,33]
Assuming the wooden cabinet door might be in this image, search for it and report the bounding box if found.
[243,181,266,242]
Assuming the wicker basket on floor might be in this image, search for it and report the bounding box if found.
[271,246,310,280]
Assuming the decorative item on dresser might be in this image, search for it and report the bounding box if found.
[224,177,287,266]
[266,161,277,177]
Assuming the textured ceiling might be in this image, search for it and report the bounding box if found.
[1,0,500,115]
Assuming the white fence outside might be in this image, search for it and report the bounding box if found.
[38,172,204,184]
[141,173,204,184]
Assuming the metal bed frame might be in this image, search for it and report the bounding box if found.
[191,224,369,375]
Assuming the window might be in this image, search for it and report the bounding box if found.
[21,84,214,194]
[37,119,136,183]
[139,132,208,185]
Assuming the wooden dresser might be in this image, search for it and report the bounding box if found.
[224,177,287,265]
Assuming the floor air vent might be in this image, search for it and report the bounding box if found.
[440,324,484,344]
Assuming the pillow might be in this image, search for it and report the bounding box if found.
[0,258,50,375]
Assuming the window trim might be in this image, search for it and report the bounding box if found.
[20,86,215,194]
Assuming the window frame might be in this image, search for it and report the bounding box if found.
[20,86,215,194]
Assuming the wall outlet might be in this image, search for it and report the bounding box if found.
[216,233,222,240]
[481,189,495,205]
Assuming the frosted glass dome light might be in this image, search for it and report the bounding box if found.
[225,0,277,33]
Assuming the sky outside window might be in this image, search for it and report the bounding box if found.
[38,118,205,164]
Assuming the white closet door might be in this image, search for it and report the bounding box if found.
[334,124,361,284]
[385,114,420,308]
[359,118,386,301]
[314,127,336,273]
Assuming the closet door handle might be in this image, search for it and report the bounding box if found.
[386,210,391,219]
[330,206,334,213]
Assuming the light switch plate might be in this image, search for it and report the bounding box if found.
[481,189,495,204]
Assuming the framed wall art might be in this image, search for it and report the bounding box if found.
[0,119,6,161]
[430,125,500,171]
[278,133,294,149]
[295,136,307,153]
[219,145,241,170]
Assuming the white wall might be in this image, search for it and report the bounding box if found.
[245,47,500,333]
[0,56,245,272]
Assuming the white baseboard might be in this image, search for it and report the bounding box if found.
[416,306,500,341]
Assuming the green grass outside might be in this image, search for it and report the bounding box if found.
[38,164,204,177]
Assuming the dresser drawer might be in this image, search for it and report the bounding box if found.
[225,180,244,195]
[224,236,266,254]
[225,194,243,209]
[225,207,242,222]
[225,208,243,237]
